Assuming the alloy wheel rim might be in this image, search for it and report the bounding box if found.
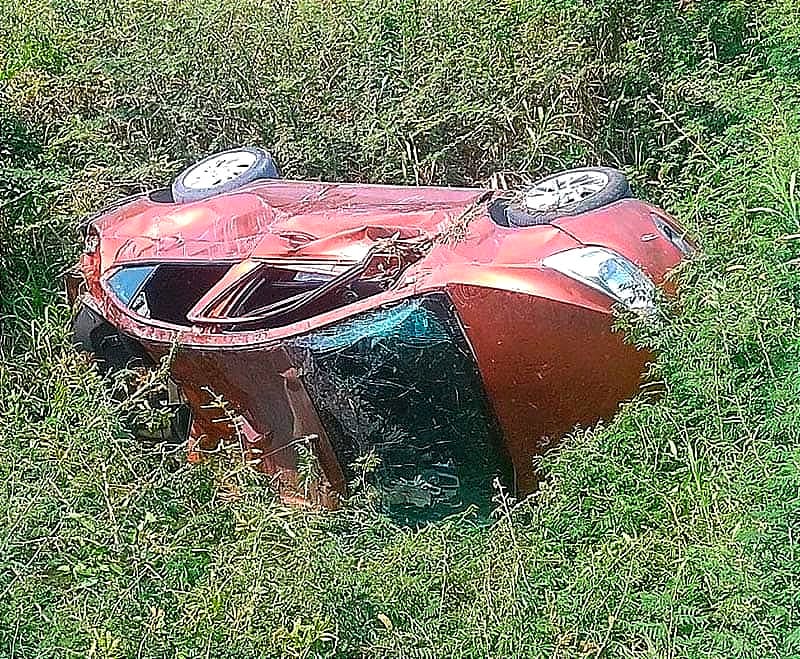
[183,150,258,189]
[523,170,609,212]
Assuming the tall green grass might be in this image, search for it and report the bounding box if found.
[2,0,800,657]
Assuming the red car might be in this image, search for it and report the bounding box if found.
[68,147,692,521]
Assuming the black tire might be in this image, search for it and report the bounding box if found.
[503,167,631,227]
[171,147,280,204]
[72,306,153,372]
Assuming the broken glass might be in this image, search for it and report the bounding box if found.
[287,293,513,523]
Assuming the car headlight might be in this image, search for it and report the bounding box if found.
[542,247,655,311]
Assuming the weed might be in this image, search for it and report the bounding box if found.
[2,1,800,657]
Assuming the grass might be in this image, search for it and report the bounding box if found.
[2,0,800,656]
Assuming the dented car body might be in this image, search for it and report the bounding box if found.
[68,156,690,520]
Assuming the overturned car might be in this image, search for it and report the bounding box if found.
[67,147,692,520]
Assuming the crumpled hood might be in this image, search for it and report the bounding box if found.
[92,181,490,273]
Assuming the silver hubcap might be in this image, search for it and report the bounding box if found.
[523,170,609,212]
[183,150,257,189]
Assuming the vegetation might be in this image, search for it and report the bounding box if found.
[2,0,800,656]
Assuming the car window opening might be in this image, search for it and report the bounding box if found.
[109,264,231,326]
[146,265,233,325]
[225,264,386,331]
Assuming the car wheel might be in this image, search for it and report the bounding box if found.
[503,167,632,227]
[171,147,280,204]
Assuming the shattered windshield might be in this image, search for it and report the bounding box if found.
[287,294,513,523]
